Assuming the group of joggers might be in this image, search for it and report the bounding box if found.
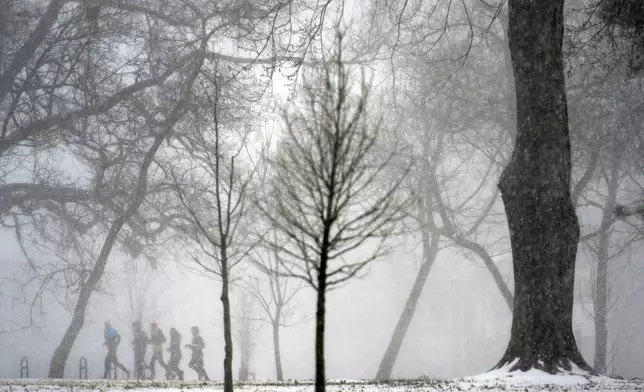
[103,320,210,381]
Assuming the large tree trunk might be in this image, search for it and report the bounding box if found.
[375,232,440,380]
[495,0,591,373]
[272,319,284,381]
[221,244,234,392]
[593,150,620,373]
[48,134,167,378]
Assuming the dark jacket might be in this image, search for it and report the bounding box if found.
[190,335,205,357]
[133,330,149,357]
[169,330,182,358]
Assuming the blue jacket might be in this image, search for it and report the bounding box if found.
[104,327,121,351]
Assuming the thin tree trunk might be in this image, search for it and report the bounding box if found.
[593,152,620,373]
[315,254,328,392]
[495,0,591,373]
[238,327,248,382]
[272,319,284,381]
[375,233,440,380]
[426,135,514,314]
[447,232,514,312]
[48,133,167,378]
[221,243,234,391]
[594,233,609,374]
[238,357,248,381]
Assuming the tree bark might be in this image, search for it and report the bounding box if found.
[375,232,439,380]
[315,255,328,392]
[272,319,284,381]
[495,0,592,373]
[593,151,620,373]
[221,242,234,391]
[593,217,610,374]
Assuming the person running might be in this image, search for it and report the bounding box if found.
[103,320,130,379]
[185,326,209,381]
[148,321,168,379]
[165,327,184,380]
[132,320,149,380]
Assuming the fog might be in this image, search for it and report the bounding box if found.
[1,0,644,385]
[0,230,510,380]
[2,221,643,379]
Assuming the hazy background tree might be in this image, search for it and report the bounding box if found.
[565,2,644,372]
[232,288,261,382]
[367,0,516,377]
[598,0,644,75]
[375,101,513,379]
[573,85,644,373]
[243,242,307,381]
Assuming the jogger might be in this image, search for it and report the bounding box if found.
[103,320,130,379]
[148,321,168,379]
[166,327,184,380]
[132,320,149,380]
[185,326,209,381]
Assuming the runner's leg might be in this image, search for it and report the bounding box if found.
[113,352,130,376]
[196,356,208,381]
[149,353,157,379]
[103,352,113,379]
[188,356,199,379]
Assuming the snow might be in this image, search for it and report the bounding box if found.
[464,360,617,385]
[0,377,642,392]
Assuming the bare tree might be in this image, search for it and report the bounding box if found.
[0,0,199,376]
[232,289,261,382]
[562,29,644,372]
[578,141,644,372]
[376,120,514,378]
[242,242,307,381]
[371,14,516,374]
[48,49,206,377]
[1,0,335,378]
[166,64,262,391]
[258,33,409,392]
[585,144,623,374]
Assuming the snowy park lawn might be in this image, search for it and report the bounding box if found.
[0,373,642,392]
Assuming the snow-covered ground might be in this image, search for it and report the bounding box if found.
[0,375,642,392]
[465,360,623,385]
